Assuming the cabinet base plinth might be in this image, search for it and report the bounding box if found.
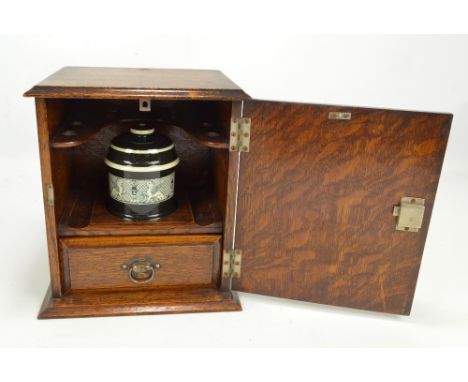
[38,285,241,319]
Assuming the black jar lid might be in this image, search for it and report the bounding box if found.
[105,121,179,172]
[111,121,173,152]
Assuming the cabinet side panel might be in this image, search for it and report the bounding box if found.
[35,98,63,296]
[233,100,451,314]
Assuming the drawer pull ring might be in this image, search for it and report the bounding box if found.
[121,258,160,284]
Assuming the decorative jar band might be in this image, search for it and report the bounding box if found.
[109,173,175,205]
[110,143,174,154]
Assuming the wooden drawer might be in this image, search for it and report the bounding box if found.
[60,235,221,291]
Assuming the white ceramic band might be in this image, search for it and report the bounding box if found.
[104,157,180,172]
[110,143,174,154]
[130,128,155,135]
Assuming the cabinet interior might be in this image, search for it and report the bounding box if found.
[45,98,232,238]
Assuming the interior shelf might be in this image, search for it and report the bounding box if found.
[50,118,229,149]
[50,117,104,148]
[58,188,223,237]
[179,122,229,149]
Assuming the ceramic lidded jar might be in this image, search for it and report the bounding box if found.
[105,122,179,220]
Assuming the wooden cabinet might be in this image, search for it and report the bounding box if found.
[25,67,451,318]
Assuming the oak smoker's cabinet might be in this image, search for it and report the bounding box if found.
[25,67,451,318]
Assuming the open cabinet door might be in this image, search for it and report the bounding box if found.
[232,100,451,315]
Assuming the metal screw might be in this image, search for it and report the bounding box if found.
[231,145,236,150]
[242,146,248,151]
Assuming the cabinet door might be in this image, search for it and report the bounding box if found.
[233,100,451,315]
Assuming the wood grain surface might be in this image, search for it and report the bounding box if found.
[233,100,451,315]
[38,286,241,319]
[24,67,250,100]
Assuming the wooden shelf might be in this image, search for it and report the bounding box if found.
[50,118,105,148]
[58,188,223,237]
[50,118,229,150]
[179,122,229,149]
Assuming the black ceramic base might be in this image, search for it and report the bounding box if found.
[107,197,178,220]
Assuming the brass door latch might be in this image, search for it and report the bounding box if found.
[393,197,425,232]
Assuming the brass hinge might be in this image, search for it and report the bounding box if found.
[393,197,425,232]
[222,249,242,278]
[229,117,251,152]
[46,184,54,206]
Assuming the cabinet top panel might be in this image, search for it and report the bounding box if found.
[24,66,249,100]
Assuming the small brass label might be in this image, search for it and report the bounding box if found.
[328,112,351,120]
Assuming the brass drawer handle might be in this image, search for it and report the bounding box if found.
[121,258,161,284]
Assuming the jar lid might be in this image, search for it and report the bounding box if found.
[105,121,179,172]
[111,122,173,153]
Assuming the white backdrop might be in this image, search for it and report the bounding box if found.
[1,34,467,346]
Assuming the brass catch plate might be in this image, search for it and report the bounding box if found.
[393,197,425,232]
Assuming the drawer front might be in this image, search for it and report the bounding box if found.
[60,235,221,290]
